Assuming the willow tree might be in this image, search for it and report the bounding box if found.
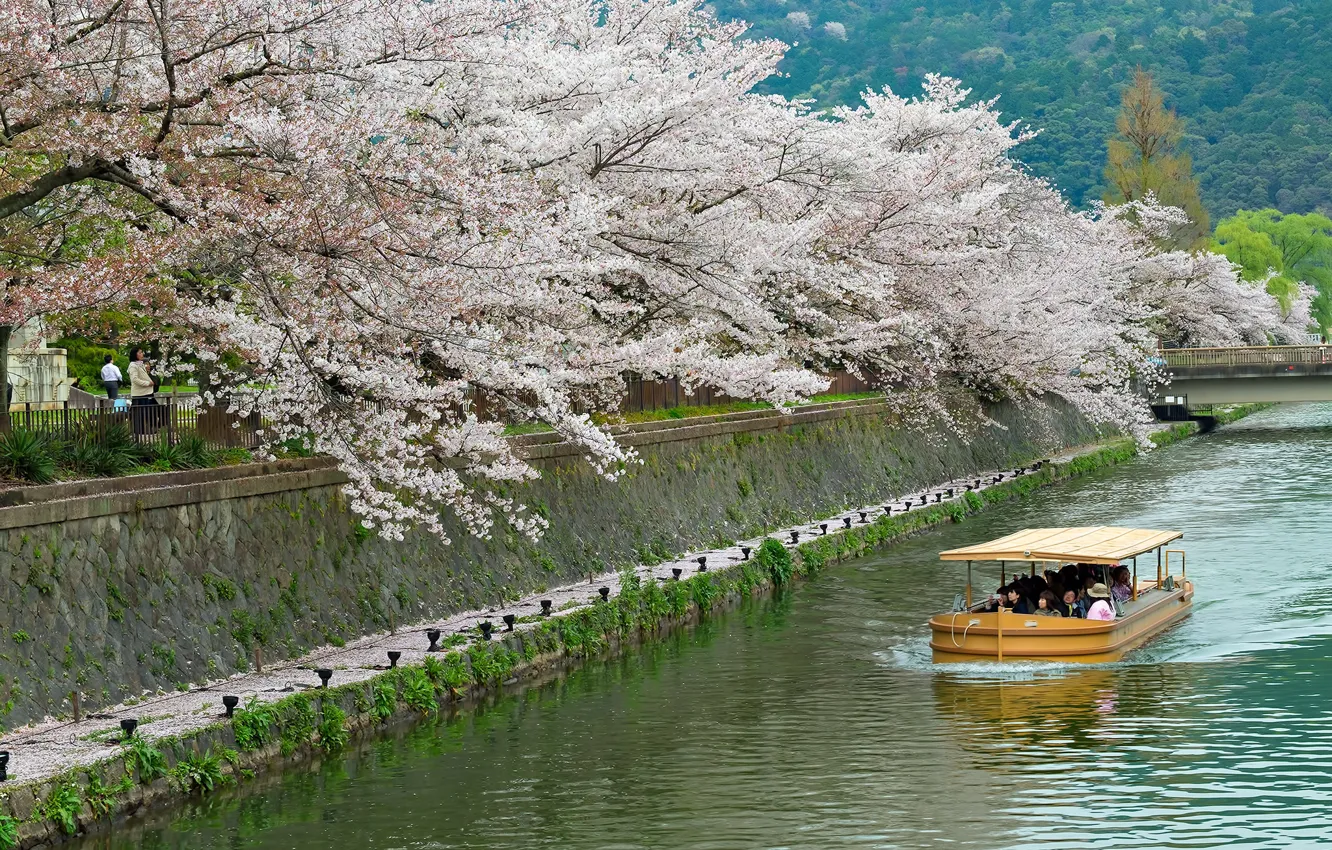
[1104,68,1210,251]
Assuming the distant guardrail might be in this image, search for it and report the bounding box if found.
[1161,345,1332,369]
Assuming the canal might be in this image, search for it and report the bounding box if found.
[88,404,1332,849]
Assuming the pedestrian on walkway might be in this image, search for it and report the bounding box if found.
[127,348,156,435]
[100,355,122,401]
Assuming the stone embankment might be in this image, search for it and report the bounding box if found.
[0,419,1209,849]
[0,393,1099,727]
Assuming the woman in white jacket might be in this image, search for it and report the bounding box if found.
[127,348,156,434]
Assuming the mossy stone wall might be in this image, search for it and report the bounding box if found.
[0,396,1097,726]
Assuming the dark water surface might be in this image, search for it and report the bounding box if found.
[85,404,1332,849]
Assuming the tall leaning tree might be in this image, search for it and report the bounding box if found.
[1104,68,1210,252]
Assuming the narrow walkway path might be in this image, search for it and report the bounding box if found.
[0,447,1086,786]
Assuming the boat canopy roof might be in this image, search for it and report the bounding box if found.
[939,526,1182,565]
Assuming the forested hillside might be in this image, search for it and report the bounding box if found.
[711,0,1332,217]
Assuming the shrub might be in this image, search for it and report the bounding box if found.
[400,668,437,713]
[86,773,132,818]
[370,678,397,721]
[174,749,225,794]
[755,538,793,585]
[440,652,471,694]
[690,575,720,611]
[124,736,168,782]
[0,429,56,483]
[277,693,316,755]
[467,644,516,686]
[232,696,277,751]
[176,433,213,468]
[317,703,348,754]
[41,782,81,835]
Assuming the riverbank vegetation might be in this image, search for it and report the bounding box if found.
[0,424,250,485]
[1,0,1305,546]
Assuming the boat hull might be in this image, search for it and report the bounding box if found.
[929,582,1193,664]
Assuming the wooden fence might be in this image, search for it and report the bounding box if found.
[8,391,262,450]
[6,370,880,450]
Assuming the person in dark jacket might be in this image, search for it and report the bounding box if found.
[1056,589,1081,618]
[1005,586,1034,615]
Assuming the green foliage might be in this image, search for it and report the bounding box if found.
[54,336,125,392]
[438,652,471,693]
[467,643,517,686]
[641,578,670,619]
[232,696,276,751]
[0,813,17,850]
[317,703,349,753]
[124,735,168,782]
[277,693,317,756]
[0,429,56,483]
[663,578,691,617]
[689,574,721,612]
[1212,208,1332,330]
[85,773,132,818]
[755,538,793,585]
[174,749,226,794]
[371,677,397,721]
[400,668,437,713]
[41,782,82,835]
[716,0,1332,219]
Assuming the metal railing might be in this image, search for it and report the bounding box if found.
[1161,345,1332,368]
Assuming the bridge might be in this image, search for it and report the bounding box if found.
[1158,345,1332,411]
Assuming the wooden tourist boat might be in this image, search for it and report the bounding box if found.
[929,526,1192,664]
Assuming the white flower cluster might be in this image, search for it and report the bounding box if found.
[0,0,1308,539]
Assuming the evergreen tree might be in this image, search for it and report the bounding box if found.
[1103,69,1210,250]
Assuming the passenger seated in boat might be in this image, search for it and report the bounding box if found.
[1057,589,1081,618]
[1111,567,1133,603]
[1045,570,1064,602]
[1058,564,1080,592]
[1034,591,1062,617]
[1085,583,1115,621]
[1006,586,1034,615]
[984,585,1008,612]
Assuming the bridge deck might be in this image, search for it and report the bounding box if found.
[1162,345,1332,405]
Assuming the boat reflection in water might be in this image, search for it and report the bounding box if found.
[928,527,1192,663]
[930,663,1199,757]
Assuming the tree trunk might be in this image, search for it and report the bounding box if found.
[0,324,11,432]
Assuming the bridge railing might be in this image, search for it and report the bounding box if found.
[1162,345,1332,368]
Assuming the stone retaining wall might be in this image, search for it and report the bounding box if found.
[0,394,1098,726]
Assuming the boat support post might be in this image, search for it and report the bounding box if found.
[1157,547,1162,590]
[966,560,972,608]
[1131,555,1138,601]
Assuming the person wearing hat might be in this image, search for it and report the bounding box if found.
[1086,583,1115,621]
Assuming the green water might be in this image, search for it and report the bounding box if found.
[87,404,1332,849]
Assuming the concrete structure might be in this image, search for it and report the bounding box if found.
[7,319,73,406]
[1162,345,1332,406]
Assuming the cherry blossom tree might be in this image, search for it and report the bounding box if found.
[0,0,1306,537]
